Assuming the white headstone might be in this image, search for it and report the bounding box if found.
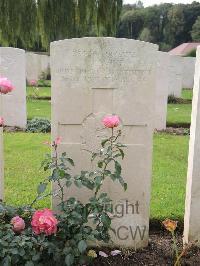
[182,57,196,89]
[51,37,158,248]
[184,46,200,243]
[26,52,50,81]
[155,52,170,130]
[168,55,183,97]
[0,47,27,128]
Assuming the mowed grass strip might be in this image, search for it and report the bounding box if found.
[27,86,51,98]
[151,133,189,220]
[182,89,193,100]
[167,104,192,126]
[4,132,189,220]
[4,132,51,208]
[27,99,51,120]
[166,89,193,127]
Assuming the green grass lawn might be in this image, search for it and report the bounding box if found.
[4,132,189,220]
[4,132,51,208]
[27,99,51,120]
[27,86,51,98]
[182,89,193,100]
[167,104,192,126]
[151,133,188,220]
[166,89,193,126]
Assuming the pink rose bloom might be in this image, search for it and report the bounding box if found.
[31,208,58,236]
[102,115,120,128]
[11,216,25,233]
[54,137,61,145]
[0,77,14,94]
[29,79,37,87]
[0,117,4,126]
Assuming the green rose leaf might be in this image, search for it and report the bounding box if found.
[67,158,75,166]
[78,240,87,253]
[37,183,47,195]
[65,254,74,266]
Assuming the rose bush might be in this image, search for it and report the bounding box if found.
[0,115,127,265]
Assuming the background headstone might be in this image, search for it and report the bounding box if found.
[168,55,183,97]
[26,52,50,81]
[155,52,170,130]
[182,57,196,89]
[51,37,158,248]
[184,46,200,243]
[0,47,26,128]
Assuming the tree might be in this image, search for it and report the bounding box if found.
[191,16,200,41]
[0,0,122,51]
[139,27,153,42]
[37,0,123,50]
[0,0,38,49]
[163,4,185,47]
[182,2,200,42]
[117,10,144,39]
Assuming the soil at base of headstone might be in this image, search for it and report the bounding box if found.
[3,126,25,132]
[156,127,190,136]
[94,231,200,265]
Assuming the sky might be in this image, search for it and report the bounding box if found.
[123,0,197,7]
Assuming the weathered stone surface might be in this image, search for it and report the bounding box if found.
[155,52,170,130]
[182,57,196,89]
[168,55,183,97]
[51,37,158,248]
[26,52,50,81]
[0,47,26,128]
[184,46,200,243]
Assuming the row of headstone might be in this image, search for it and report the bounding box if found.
[0,49,50,129]
[0,45,192,131]
[168,55,183,97]
[182,57,196,89]
[50,37,200,248]
[155,54,196,130]
[26,52,50,81]
[0,38,199,248]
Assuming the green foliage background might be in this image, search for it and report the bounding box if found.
[0,0,122,51]
[1,1,200,52]
[118,1,200,51]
